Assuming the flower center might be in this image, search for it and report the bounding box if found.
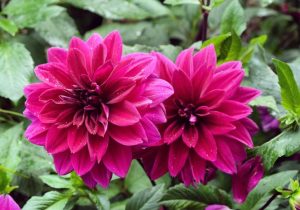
[175,99,198,125]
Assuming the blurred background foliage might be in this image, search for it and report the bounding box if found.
[0,0,300,209]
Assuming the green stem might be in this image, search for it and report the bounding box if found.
[0,108,25,118]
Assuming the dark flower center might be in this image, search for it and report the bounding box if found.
[175,99,198,125]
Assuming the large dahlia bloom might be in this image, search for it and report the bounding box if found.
[24,31,173,188]
[141,45,260,185]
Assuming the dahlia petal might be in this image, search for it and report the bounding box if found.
[163,121,185,144]
[81,173,97,189]
[168,140,189,176]
[215,61,242,73]
[92,43,107,72]
[45,127,68,154]
[67,48,89,86]
[0,194,21,210]
[106,78,136,104]
[195,126,217,161]
[93,61,114,84]
[53,150,73,175]
[103,140,132,177]
[176,48,194,76]
[141,117,161,144]
[204,111,236,134]
[144,104,167,124]
[180,162,194,186]
[225,139,247,163]
[241,118,259,135]
[56,107,77,128]
[190,151,206,183]
[86,33,103,48]
[182,125,198,148]
[87,135,109,162]
[73,110,85,127]
[205,204,231,210]
[67,126,88,153]
[199,89,226,109]
[25,121,47,146]
[35,63,74,88]
[109,124,145,146]
[227,121,254,148]
[143,78,174,107]
[91,163,112,188]
[103,31,122,63]
[39,102,70,123]
[217,100,252,120]
[24,83,48,97]
[213,139,236,174]
[71,147,96,176]
[47,47,67,64]
[193,44,216,73]
[231,87,261,104]
[124,56,156,79]
[152,52,176,82]
[143,146,169,180]
[85,114,99,135]
[109,101,141,126]
[172,70,193,103]
[208,70,244,95]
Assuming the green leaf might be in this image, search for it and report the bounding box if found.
[126,185,165,210]
[86,191,110,210]
[250,96,279,113]
[62,0,169,20]
[3,0,64,28]
[273,59,300,114]
[240,35,267,64]
[219,31,242,62]
[0,18,18,36]
[40,175,71,189]
[0,41,33,101]
[202,33,231,56]
[35,12,79,48]
[240,170,298,210]
[0,168,9,193]
[260,0,274,7]
[0,123,23,172]
[221,0,246,35]
[160,184,232,210]
[253,129,300,170]
[125,160,152,194]
[23,191,70,210]
[163,0,199,5]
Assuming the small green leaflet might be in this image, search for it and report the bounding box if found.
[273,59,300,115]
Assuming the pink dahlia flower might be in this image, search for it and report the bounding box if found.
[232,156,264,203]
[0,194,20,210]
[140,45,261,186]
[24,31,173,188]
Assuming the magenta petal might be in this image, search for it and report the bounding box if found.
[227,121,254,148]
[141,117,161,144]
[143,78,174,107]
[103,140,132,177]
[47,47,67,64]
[86,33,103,48]
[180,163,194,186]
[81,173,97,188]
[144,105,167,124]
[168,140,189,176]
[176,48,194,76]
[25,121,47,146]
[53,150,73,175]
[87,135,109,162]
[109,123,144,146]
[91,163,112,188]
[45,127,68,154]
[195,126,217,161]
[163,121,185,144]
[0,195,21,210]
[193,45,216,73]
[190,151,206,183]
[152,52,176,82]
[204,111,236,135]
[67,48,89,85]
[213,139,236,174]
[182,125,198,148]
[109,101,141,126]
[215,61,242,73]
[217,100,252,120]
[67,126,88,153]
[205,204,231,210]
[172,70,193,103]
[231,87,261,104]
[71,147,96,176]
[199,89,226,109]
[103,31,122,63]
[92,43,107,72]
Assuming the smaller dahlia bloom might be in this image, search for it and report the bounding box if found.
[205,204,231,210]
[140,45,260,186]
[232,156,264,203]
[0,194,20,210]
[24,31,173,188]
[257,106,280,133]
